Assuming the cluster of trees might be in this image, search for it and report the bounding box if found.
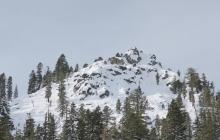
[152,68,220,140]
[27,54,79,112]
[156,68,219,140]
[11,87,153,140]
[27,54,80,95]
[14,112,56,140]
[0,73,19,139]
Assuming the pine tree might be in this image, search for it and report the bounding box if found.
[102,106,115,140]
[189,91,195,105]
[195,110,215,140]
[170,78,183,94]
[87,106,103,140]
[76,104,86,140]
[215,91,220,139]
[199,87,213,107]
[186,68,200,92]
[43,112,56,140]
[103,106,113,127]
[0,73,6,97]
[45,81,52,103]
[161,119,168,140]
[0,73,13,139]
[54,54,70,82]
[58,80,68,117]
[62,102,77,140]
[36,62,43,90]
[185,113,192,140]
[116,99,121,114]
[161,100,187,140]
[24,113,35,140]
[121,88,149,140]
[7,76,13,101]
[176,93,183,108]
[201,73,208,87]
[14,85,18,99]
[177,70,181,77]
[69,66,74,75]
[28,70,37,94]
[74,64,79,73]
[182,80,187,98]
[42,67,53,87]
[156,72,160,85]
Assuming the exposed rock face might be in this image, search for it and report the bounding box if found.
[69,48,175,100]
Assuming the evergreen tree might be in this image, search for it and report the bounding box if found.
[103,106,113,127]
[69,66,74,75]
[182,80,187,98]
[177,70,181,77]
[43,112,56,140]
[116,99,122,114]
[161,119,169,140]
[36,62,43,90]
[28,70,37,94]
[185,113,192,140]
[215,91,220,139]
[0,73,6,97]
[0,73,13,139]
[58,80,68,117]
[156,72,160,85]
[62,102,77,140]
[74,64,79,73]
[121,88,149,140]
[14,85,18,99]
[161,100,187,140]
[87,106,103,140]
[7,76,13,101]
[189,91,195,105]
[199,87,213,107]
[102,106,115,140]
[42,67,53,87]
[201,73,208,87]
[186,68,200,92]
[76,104,86,140]
[195,110,215,140]
[176,93,183,108]
[45,81,52,103]
[24,113,35,140]
[54,54,69,82]
[170,78,183,94]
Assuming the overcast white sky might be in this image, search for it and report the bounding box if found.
[0,0,220,94]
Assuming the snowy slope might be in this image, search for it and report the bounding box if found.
[10,48,196,132]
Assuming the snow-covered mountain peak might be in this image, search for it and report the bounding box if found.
[11,48,180,132]
[69,48,175,100]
